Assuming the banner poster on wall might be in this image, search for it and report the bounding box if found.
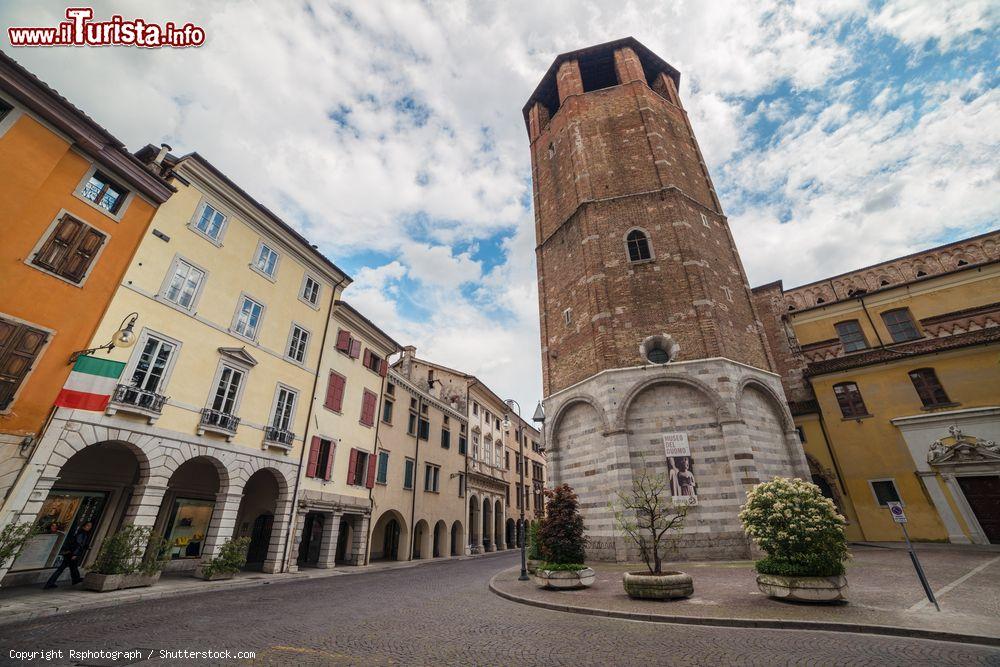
[662,432,698,505]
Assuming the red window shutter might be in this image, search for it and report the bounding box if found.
[325,373,345,411]
[325,441,336,480]
[306,436,321,477]
[349,339,361,359]
[336,329,351,352]
[360,390,376,427]
[363,348,372,369]
[347,448,358,484]
[379,359,387,377]
[365,452,377,489]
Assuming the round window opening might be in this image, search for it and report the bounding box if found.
[646,347,670,364]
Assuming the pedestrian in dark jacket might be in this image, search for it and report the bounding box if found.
[43,521,92,589]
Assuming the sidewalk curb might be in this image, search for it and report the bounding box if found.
[0,550,515,627]
[488,569,1000,648]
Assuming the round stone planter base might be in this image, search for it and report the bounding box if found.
[756,573,848,603]
[622,571,694,600]
[526,559,540,575]
[533,567,596,590]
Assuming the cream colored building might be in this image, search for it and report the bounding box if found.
[4,147,349,584]
[367,370,468,561]
[393,347,547,554]
[288,301,398,569]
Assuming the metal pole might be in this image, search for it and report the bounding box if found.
[900,522,940,611]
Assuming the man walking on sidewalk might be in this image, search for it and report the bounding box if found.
[43,522,93,589]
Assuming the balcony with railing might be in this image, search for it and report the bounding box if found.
[263,426,295,451]
[107,383,168,423]
[198,408,240,441]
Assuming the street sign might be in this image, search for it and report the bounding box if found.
[887,501,907,523]
[887,501,939,611]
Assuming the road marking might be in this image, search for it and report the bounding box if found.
[908,554,1000,611]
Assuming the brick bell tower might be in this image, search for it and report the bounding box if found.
[525,38,808,562]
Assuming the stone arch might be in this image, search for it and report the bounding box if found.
[549,395,610,446]
[433,520,448,558]
[804,453,846,513]
[737,383,797,481]
[735,377,794,433]
[450,520,464,556]
[46,436,154,487]
[614,374,725,431]
[413,519,431,559]
[370,509,408,561]
[623,226,655,262]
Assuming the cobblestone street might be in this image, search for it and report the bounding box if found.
[2,552,999,666]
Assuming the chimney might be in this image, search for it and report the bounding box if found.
[153,143,171,166]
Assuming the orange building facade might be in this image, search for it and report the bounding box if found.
[0,52,173,516]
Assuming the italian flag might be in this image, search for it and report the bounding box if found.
[54,355,126,411]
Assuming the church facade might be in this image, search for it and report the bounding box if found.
[524,38,809,561]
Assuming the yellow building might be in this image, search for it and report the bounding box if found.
[4,147,350,584]
[367,370,468,562]
[289,301,398,570]
[754,230,1000,545]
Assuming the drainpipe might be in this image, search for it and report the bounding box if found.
[464,378,475,551]
[409,394,423,559]
[363,354,392,566]
[279,275,344,573]
[858,294,886,349]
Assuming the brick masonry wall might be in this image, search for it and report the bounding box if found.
[544,358,809,562]
[530,49,773,396]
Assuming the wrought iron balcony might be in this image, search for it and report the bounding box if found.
[199,408,240,436]
[263,426,295,450]
[108,383,167,421]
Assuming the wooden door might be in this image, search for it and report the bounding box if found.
[958,476,1000,543]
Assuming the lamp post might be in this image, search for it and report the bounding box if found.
[503,399,529,581]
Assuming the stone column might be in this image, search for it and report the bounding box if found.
[121,481,169,528]
[349,514,369,565]
[200,491,243,561]
[613,46,645,84]
[316,510,342,568]
[262,495,294,574]
[286,508,308,573]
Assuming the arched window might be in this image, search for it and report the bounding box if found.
[626,230,651,262]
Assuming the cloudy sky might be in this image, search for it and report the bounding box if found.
[3,1,997,411]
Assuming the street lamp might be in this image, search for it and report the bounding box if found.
[503,399,529,581]
[69,312,139,363]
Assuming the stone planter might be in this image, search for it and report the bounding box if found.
[82,572,124,592]
[756,573,848,602]
[195,566,236,581]
[121,572,161,589]
[526,559,540,574]
[533,567,596,590]
[622,571,693,600]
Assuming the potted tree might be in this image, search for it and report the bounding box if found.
[526,520,542,574]
[196,537,250,581]
[84,525,143,592]
[533,484,594,589]
[613,467,693,600]
[739,477,849,602]
[122,532,169,589]
[0,522,36,572]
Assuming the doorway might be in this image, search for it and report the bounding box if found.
[246,513,274,568]
[958,476,1000,543]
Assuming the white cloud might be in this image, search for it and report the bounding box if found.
[870,0,998,51]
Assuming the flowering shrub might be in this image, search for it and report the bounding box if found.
[739,477,848,577]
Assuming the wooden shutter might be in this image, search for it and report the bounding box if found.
[360,390,376,427]
[33,215,84,272]
[363,348,372,369]
[325,372,345,411]
[349,339,361,359]
[379,359,387,377]
[336,329,351,352]
[306,436,321,477]
[61,227,106,283]
[325,440,336,480]
[347,448,358,484]
[0,318,49,411]
[365,452,377,489]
